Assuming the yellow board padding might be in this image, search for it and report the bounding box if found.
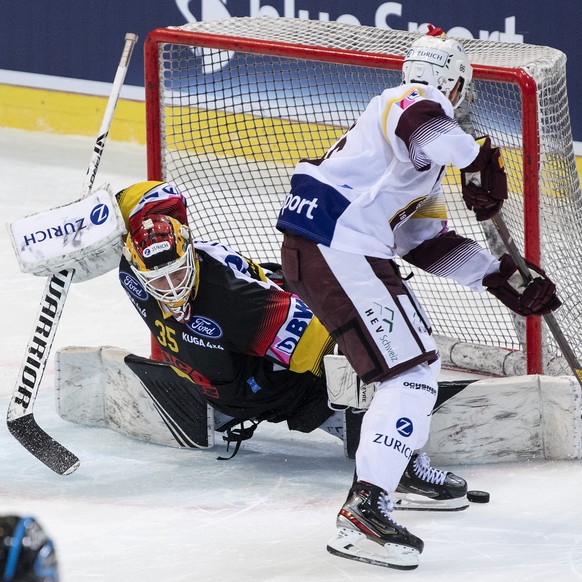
[0,84,146,144]
[3,84,582,183]
[163,106,344,165]
[0,85,345,164]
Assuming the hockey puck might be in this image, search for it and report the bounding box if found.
[467,490,490,503]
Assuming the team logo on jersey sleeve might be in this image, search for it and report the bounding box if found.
[277,174,350,246]
[399,88,422,110]
[119,271,148,301]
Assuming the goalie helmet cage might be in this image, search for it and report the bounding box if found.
[144,17,582,378]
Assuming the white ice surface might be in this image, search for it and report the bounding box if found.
[1,128,582,581]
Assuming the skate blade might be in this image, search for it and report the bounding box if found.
[393,492,469,512]
[326,527,420,570]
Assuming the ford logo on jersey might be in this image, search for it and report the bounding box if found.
[119,271,148,301]
[187,316,223,339]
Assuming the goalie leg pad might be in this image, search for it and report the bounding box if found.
[55,346,214,449]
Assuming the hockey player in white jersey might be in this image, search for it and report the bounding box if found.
[277,25,561,570]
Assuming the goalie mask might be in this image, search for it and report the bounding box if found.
[402,29,472,108]
[124,214,198,308]
[0,515,59,582]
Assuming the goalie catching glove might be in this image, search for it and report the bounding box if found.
[483,253,561,317]
[460,136,508,221]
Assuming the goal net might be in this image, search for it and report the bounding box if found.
[144,17,582,377]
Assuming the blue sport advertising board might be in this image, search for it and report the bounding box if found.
[1,1,581,141]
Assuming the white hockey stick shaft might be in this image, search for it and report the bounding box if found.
[7,33,138,475]
[81,33,138,197]
[490,212,582,387]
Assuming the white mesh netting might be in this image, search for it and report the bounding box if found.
[146,17,582,376]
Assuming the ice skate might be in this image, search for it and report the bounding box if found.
[393,451,468,511]
[327,481,423,570]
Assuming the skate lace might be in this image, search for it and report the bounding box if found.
[376,491,395,519]
[413,452,446,485]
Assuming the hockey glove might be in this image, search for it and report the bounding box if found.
[460,136,508,221]
[483,253,562,317]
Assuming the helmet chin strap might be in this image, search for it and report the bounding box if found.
[449,78,468,109]
[448,80,462,107]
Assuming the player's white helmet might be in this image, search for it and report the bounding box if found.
[403,30,472,108]
[124,214,198,308]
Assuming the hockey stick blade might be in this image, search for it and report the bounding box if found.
[7,415,79,476]
[491,212,582,386]
[7,269,76,474]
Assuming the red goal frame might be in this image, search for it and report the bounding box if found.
[143,26,543,373]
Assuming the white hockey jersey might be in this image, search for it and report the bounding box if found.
[277,84,479,257]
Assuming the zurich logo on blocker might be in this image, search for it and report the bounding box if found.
[90,203,110,225]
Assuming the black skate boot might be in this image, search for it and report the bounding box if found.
[327,481,424,570]
[394,451,468,511]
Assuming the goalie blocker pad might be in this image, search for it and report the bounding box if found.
[55,346,214,449]
[9,184,126,282]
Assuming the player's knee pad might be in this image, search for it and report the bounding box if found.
[374,362,439,448]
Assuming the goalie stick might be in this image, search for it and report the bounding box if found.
[7,32,138,475]
[490,212,582,387]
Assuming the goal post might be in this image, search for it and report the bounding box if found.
[143,17,582,378]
